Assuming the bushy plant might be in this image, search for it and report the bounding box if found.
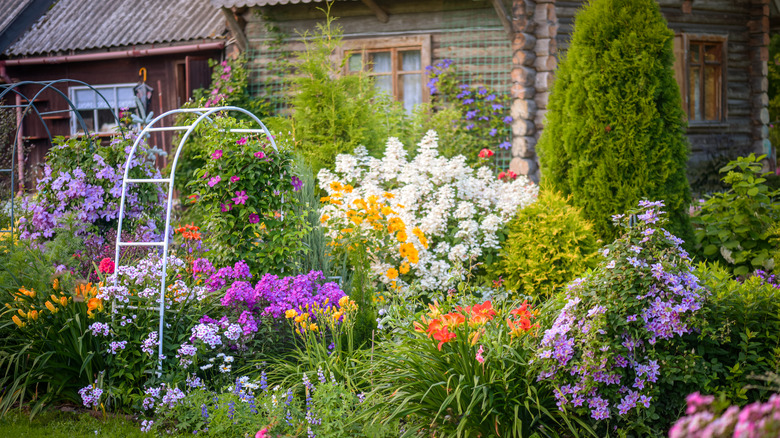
[19,135,164,243]
[535,201,707,436]
[187,117,310,275]
[146,370,398,437]
[371,294,586,437]
[669,392,780,437]
[0,239,105,417]
[536,0,693,243]
[692,154,780,277]
[425,59,512,166]
[269,15,400,174]
[487,190,601,299]
[691,264,780,404]
[318,131,538,296]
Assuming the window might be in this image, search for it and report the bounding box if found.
[673,34,727,123]
[340,36,431,113]
[69,83,137,135]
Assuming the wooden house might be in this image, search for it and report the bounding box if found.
[214,0,773,182]
[0,0,229,187]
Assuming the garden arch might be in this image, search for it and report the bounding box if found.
[113,106,278,368]
[0,80,124,238]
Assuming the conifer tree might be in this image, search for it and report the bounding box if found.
[537,0,693,242]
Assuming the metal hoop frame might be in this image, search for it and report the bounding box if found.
[112,106,278,369]
[0,80,126,238]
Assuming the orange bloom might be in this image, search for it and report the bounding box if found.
[430,326,456,350]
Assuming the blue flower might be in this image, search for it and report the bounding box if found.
[499,141,511,150]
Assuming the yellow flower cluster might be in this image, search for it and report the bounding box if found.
[321,180,429,291]
[7,280,76,328]
[284,295,359,338]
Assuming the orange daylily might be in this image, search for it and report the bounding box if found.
[430,326,456,350]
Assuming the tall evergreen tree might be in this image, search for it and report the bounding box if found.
[537,0,693,243]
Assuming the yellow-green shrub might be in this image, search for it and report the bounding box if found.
[488,190,601,298]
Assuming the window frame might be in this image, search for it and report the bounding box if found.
[338,35,432,107]
[68,83,138,136]
[674,33,728,126]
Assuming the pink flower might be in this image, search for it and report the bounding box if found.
[232,191,248,205]
[230,175,240,183]
[221,202,232,212]
[208,176,221,187]
[254,151,265,159]
[476,345,485,364]
[98,258,115,274]
[249,213,260,224]
[256,428,268,438]
[211,149,223,160]
[236,137,247,145]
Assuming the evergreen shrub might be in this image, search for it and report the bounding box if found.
[537,0,693,243]
[487,190,600,299]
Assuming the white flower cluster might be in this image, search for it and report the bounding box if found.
[318,131,538,292]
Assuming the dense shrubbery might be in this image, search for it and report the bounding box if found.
[692,154,780,277]
[537,0,693,243]
[487,190,601,299]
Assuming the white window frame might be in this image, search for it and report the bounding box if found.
[69,83,138,136]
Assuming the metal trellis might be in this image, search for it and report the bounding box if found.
[0,79,126,238]
[112,106,278,370]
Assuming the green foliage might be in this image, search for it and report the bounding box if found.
[692,263,780,405]
[267,14,402,174]
[426,59,512,166]
[692,154,780,277]
[187,117,310,275]
[537,0,693,243]
[487,190,601,299]
[170,55,270,211]
[152,371,398,437]
[0,238,105,418]
[370,292,589,437]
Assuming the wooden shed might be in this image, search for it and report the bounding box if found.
[0,0,229,188]
[216,0,772,182]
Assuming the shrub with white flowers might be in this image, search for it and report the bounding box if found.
[317,131,538,294]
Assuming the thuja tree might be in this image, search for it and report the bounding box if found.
[537,0,693,243]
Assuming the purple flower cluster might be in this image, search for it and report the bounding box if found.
[670,392,780,437]
[78,381,103,408]
[142,384,186,414]
[19,138,164,243]
[537,200,707,423]
[254,271,345,319]
[88,322,110,337]
[108,340,127,354]
[141,331,158,355]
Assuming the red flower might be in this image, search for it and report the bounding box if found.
[98,258,115,274]
[478,148,494,159]
[498,171,506,180]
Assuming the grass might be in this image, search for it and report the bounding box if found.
[0,409,149,437]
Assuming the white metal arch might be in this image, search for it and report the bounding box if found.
[112,106,278,368]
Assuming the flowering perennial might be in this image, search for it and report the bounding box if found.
[535,201,707,425]
[318,131,537,293]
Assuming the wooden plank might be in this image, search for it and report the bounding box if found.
[360,0,389,23]
[488,0,514,38]
[221,7,248,52]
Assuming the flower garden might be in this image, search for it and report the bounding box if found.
[3,0,780,437]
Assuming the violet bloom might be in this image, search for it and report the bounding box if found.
[221,202,232,212]
[503,116,513,124]
[232,191,248,205]
[291,176,303,192]
[212,149,223,160]
[236,137,247,145]
[499,141,511,150]
[208,175,221,187]
[230,175,241,183]
[249,213,260,224]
